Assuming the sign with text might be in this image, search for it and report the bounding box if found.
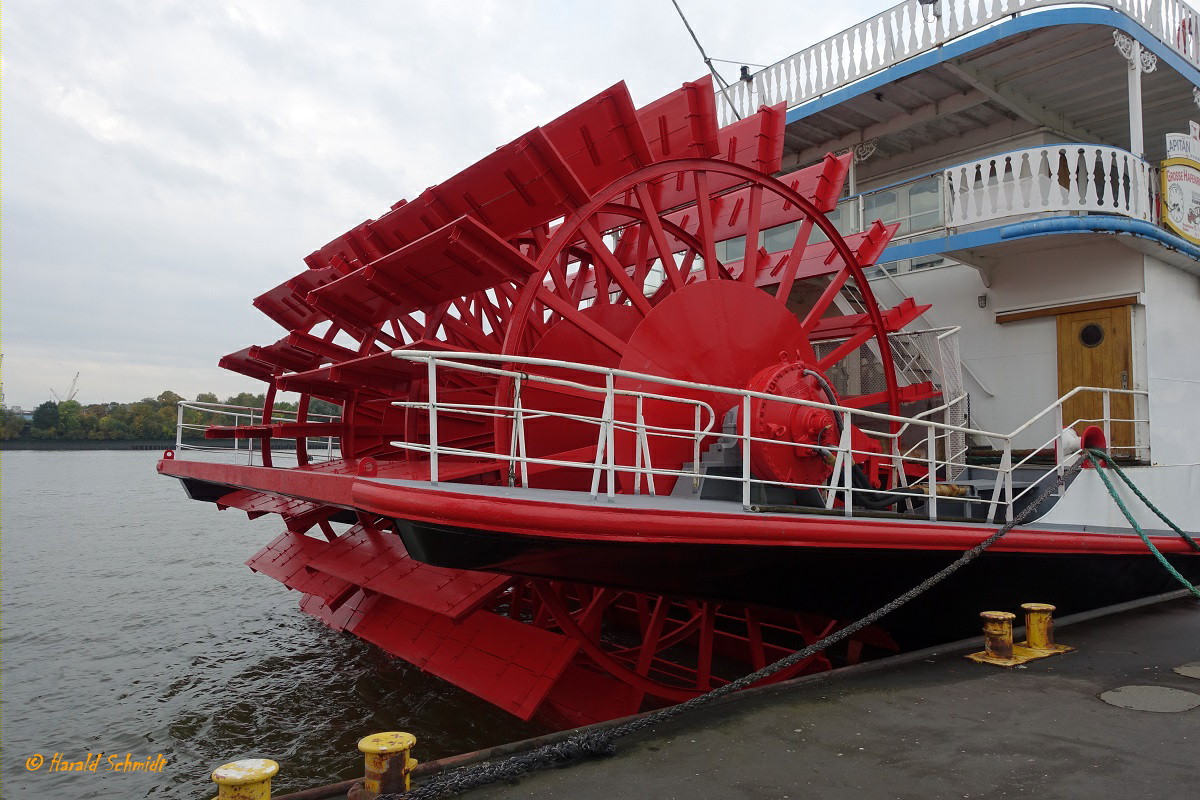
[1166,132,1200,160]
[1167,122,1200,161]
[1161,157,1200,246]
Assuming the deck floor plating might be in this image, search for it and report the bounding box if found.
[463,594,1200,800]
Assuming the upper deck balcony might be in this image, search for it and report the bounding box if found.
[712,140,1189,280]
[723,0,1199,129]
[717,0,1200,275]
[727,0,1199,174]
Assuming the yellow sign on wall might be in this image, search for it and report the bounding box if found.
[1162,156,1200,246]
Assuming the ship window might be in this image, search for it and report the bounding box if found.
[1079,323,1104,348]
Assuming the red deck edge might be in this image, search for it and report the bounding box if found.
[158,457,1198,557]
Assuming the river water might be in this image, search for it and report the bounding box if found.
[1,451,544,799]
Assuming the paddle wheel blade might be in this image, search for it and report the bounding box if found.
[160,73,940,727]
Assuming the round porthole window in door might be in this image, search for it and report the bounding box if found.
[1080,323,1105,348]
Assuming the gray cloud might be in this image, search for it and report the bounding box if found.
[3,0,883,408]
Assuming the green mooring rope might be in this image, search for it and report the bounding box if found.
[1086,448,1200,598]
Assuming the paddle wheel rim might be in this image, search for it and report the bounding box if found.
[191,77,929,727]
[503,158,899,389]
[493,157,906,490]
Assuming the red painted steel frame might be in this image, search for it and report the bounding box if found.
[162,73,953,726]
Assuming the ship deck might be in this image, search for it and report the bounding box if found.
[448,592,1199,800]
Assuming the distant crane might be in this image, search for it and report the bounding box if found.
[51,372,80,403]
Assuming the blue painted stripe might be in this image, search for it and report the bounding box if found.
[878,216,1200,264]
[785,7,1200,125]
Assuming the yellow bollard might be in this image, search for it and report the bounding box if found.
[966,610,1019,666]
[211,759,279,800]
[1017,602,1074,657]
[358,732,418,799]
[968,604,1075,666]
[1021,603,1057,650]
[981,610,1016,659]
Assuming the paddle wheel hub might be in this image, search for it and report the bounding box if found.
[745,357,841,486]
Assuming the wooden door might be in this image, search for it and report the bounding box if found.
[1056,305,1133,450]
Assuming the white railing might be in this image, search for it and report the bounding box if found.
[720,0,1200,123]
[174,401,341,465]
[388,351,1149,524]
[944,144,1159,226]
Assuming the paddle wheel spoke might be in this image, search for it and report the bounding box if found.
[179,76,931,730]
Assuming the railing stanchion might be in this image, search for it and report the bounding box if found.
[509,375,522,487]
[634,396,644,495]
[605,373,616,500]
[986,444,1010,524]
[427,357,439,485]
[741,395,752,510]
[1054,402,1065,493]
[1004,446,1014,523]
[842,411,855,517]
[590,379,613,500]
[693,405,702,493]
[517,377,529,489]
[927,424,938,521]
[176,402,184,452]
[1102,390,1112,448]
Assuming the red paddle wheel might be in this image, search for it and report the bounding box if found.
[171,76,935,727]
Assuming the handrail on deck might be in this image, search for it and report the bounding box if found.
[173,400,341,465]
[720,0,1199,123]
[387,350,1150,524]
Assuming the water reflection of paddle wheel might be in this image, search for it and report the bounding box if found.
[190,75,923,728]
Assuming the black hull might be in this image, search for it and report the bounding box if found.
[396,519,1200,648]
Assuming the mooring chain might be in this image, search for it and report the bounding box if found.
[383,461,1088,800]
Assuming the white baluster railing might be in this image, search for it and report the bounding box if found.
[385,351,1149,523]
[944,145,1158,227]
[719,0,1200,123]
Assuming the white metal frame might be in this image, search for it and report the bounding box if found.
[385,351,1150,523]
[167,354,1150,524]
[174,400,341,465]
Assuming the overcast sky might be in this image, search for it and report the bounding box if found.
[3,0,887,409]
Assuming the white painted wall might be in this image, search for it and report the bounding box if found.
[993,240,1143,304]
[1037,463,1200,531]
[873,237,1147,449]
[1142,257,1200,465]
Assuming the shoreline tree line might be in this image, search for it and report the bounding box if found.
[1,392,341,441]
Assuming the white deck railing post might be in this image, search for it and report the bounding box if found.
[1102,390,1112,448]
[517,381,529,489]
[842,412,855,517]
[605,373,616,500]
[1004,449,1015,523]
[591,379,614,500]
[741,396,752,510]
[926,424,938,521]
[427,357,439,485]
[509,375,522,487]
[1054,401,1066,494]
[986,443,1010,524]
